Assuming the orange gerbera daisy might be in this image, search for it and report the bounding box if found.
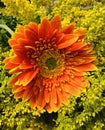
[4,16,96,112]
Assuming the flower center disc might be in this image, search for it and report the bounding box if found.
[45,57,57,70]
[39,49,65,78]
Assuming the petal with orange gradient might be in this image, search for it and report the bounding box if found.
[65,42,86,53]
[74,28,86,39]
[28,22,38,34]
[9,66,20,74]
[15,68,39,86]
[74,63,97,72]
[14,90,24,99]
[44,89,50,103]
[17,38,34,47]
[23,89,33,101]
[9,39,17,47]
[18,25,24,33]
[12,85,23,93]
[68,82,82,96]
[56,88,67,104]
[50,15,61,32]
[4,58,19,69]
[57,34,78,49]
[13,32,25,40]
[24,29,37,42]
[62,22,75,34]
[19,61,34,69]
[30,95,37,108]
[38,18,50,40]
[36,88,46,109]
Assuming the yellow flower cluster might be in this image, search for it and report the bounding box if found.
[32,0,52,7]
[0,0,47,24]
[51,0,87,27]
[78,0,96,6]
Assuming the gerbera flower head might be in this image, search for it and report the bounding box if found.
[4,16,97,113]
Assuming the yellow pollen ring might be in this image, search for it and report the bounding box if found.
[39,49,65,78]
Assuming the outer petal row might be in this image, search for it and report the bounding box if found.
[9,68,39,86]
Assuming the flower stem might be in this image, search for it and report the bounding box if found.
[0,24,14,35]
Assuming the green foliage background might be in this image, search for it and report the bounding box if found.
[0,0,105,130]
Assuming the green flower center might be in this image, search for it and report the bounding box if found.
[39,49,65,78]
[45,57,57,70]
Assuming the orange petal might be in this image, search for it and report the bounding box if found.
[51,88,57,104]
[9,75,19,86]
[4,58,19,69]
[36,90,46,109]
[57,34,78,49]
[71,69,84,76]
[82,57,96,64]
[17,38,34,47]
[33,85,39,95]
[62,22,75,34]
[74,28,86,39]
[79,44,94,56]
[66,42,86,53]
[14,90,24,99]
[68,82,81,96]
[26,23,38,39]
[49,88,57,109]
[13,32,25,39]
[74,63,97,72]
[46,102,59,113]
[23,89,33,101]
[9,39,17,47]
[30,95,37,108]
[67,56,96,66]
[57,88,69,106]
[19,62,33,69]
[56,90,62,107]
[18,25,24,33]
[15,68,39,86]
[79,49,94,56]
[24,81,34,90]
[10,56,23,64]
[12,44,26,55]
[28,22,38,34]
[24,29,37,42]
[39,18,50,39]
[50,15,61,31]
[62,83,71,93]
[56,88,67,104]
[45,104,52,113]
[12,85,23,93]
[9,66,20,74]
[44,89,50,103]
[70,77,87,88]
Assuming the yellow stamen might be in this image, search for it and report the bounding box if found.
[25,46,36,51]
[39,49,65,78]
